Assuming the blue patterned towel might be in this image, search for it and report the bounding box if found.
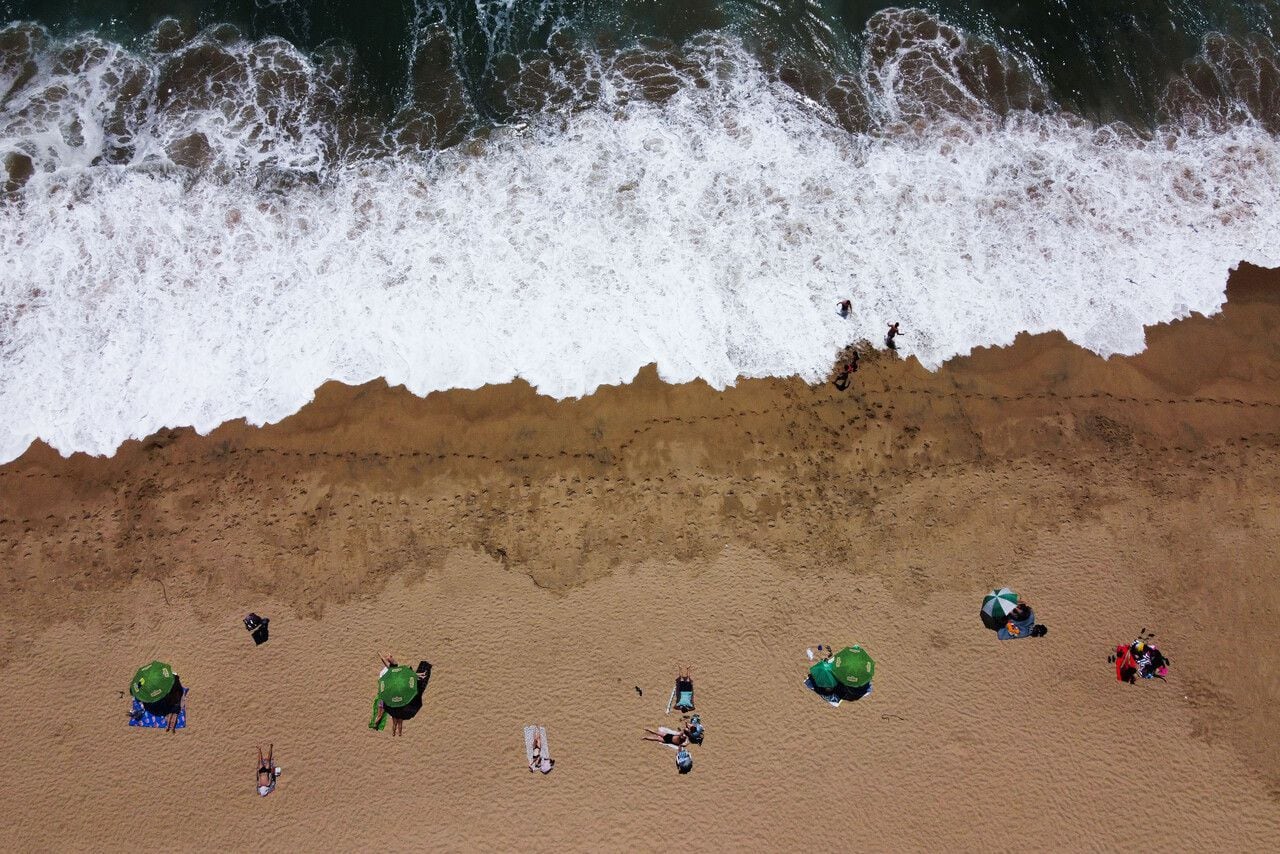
[129,688,187,728]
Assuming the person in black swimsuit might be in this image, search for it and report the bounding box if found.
[642,726,690,746]
[529,730,555,774]
[256,744,279,797]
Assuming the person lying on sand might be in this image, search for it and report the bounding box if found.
[377,652,398,675]
[529,730,554,774]
[162,682,186,733]
[256,745,280,796]
[644,726,690,747]
[673,667,695,712]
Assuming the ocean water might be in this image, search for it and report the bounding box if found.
[1,2,1279,462]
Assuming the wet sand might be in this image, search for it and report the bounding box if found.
[2,265,1279,851]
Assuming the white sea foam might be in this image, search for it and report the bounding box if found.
[2,27,1279,463]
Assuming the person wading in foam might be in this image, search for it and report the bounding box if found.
[838,299,853,318]
[885,322,903,350]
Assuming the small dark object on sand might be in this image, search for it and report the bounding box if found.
[243,613,269,645]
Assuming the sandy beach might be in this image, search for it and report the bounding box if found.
[2,264,1280,851]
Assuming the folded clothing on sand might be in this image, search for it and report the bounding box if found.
[129,688,187,728]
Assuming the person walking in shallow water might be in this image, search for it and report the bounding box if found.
[885,322,902,350]
[838,299,852,318]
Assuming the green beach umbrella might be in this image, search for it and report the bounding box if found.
[130,661,176,703]
[809,659,838,692]
[378,665,419,708]
[831,645,875,688]
[982,588,1020,621]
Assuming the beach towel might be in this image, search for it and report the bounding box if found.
[129,688,187,728]
[368,697,388,731]
[524,726,550,768]
[672,677,694,713]
[804,676,843,707]
[803,677,874,706]
[1114,645,1138,683]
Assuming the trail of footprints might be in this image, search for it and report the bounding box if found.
[3,383,1280,572]
[2,384,1272,475]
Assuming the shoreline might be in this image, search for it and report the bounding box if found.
[2,264,1279,849]
[11,261,1280,471]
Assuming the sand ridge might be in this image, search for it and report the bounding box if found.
[1,265,1280,850]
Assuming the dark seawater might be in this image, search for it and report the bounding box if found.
[3,1,1277,129]
[1,2,1278,463]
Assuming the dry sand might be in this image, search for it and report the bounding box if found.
[2,265,1280,851]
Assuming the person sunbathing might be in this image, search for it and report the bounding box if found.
[673,667,695,712]
[529,730,554,774]
[643,726,690,747]
[256,745,280,796]
[153,679,186,733]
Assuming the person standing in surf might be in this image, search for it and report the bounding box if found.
[885,322,902,350]
[838,299,853,318]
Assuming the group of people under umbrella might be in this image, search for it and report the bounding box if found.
[370,654,430,735]
[806,644,876,704]
[128,660,187,732]
[981,587,1049,639]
